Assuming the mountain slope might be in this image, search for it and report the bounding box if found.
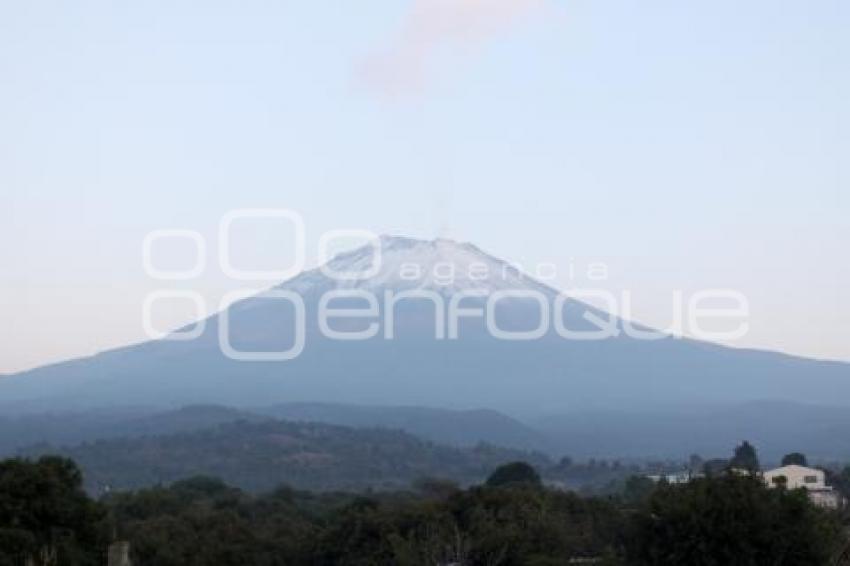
[22,419,551,493]
[257,402,547,450]
[0,405,268,455]
[1,236,848,415]
[0,403,546,456]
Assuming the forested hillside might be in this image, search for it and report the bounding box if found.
[22,419,551,493]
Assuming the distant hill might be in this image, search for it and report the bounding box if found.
[8,399,850,465]
[0,403,545,456]
[22,419,552,493]
[256,402,548,451]
[0,405,266,455]
[534,400,850,462]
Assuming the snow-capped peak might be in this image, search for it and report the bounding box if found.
[282,235,555,296]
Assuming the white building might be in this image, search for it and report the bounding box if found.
[646,471,695,485]
[763,464,843,509]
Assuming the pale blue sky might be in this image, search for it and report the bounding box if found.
[1,0,847,372]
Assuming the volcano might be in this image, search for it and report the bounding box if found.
[1,236,848,415]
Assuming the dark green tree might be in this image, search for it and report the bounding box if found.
[628,475,841,565]
[730,441,760,472]
[621,475,656,506]
[781,452,808,467]
[0,456,105,565]
[485,461,542,488]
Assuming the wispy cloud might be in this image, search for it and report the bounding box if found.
[360,0,545,96]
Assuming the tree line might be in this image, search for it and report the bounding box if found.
[0,452,847,565]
